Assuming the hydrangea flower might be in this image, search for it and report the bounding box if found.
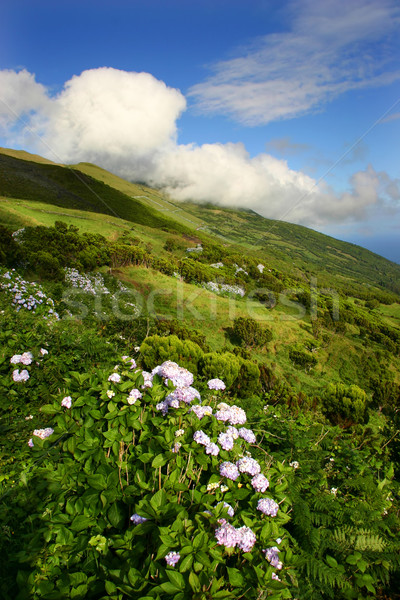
[128,389,142,405]
[193,430,211,446]
[205,443,220,456]
[289,461,299,469]
[141,371,153,388]
[166,386,200,405]
[106,390,115,399]
[40,348,48,356]
[175,429,185,437]
[171,442,182,453]
[108,373,121,383]
[165,551,180,567]
[215,522,239,548]
[226,426,239,439]
[10,354,22,364]
[156,401,169,415]
[152,361,194,388]
[251,473,270,493]
[257,498,279,517]
[61,396,72,409]
[215,404,246,426]
[12,369,30,382]
[190,405,213,419]
[130,513,147,524]
[220,484,229,493]
[263,546,283,570]
[33,427,54,440]
[218,432,235,451]
[219,461,240,481]
[207,378,226,391]
[28,438,34,447]
[236,457,261,476]
[207,482,219,491]
[238,427,256,444]
[20,351,34,365]
[217,501,235,517]
[237,526,257,552]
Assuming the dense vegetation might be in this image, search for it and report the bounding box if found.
[0,148,399,599]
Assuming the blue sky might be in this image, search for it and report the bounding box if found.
[0,0,399,262]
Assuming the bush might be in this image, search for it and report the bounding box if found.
[233,358,261,398]
[140,334,204,375]
[288,346,317,371]
[200,352,241,388]
[322,383,368,427]
[232,317,272,348]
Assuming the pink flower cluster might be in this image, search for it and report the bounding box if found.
[215,521,256,552]
[263,546,283,570]
[257,498,279,517]
[207,378,226,391]
[152,361,194,388]
[215,403,246,425]
[165,551,180,567]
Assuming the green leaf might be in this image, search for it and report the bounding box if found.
[87,473,107,490]
[326,555,338,568]
[227,567,244,587]
[139,452,154,463]
[71,515,94,532]
[189,572,201,593]
[152,454,168,468]
[193,532,206,550]
[179,554,193,573]
[166,570,185,590]
[108,502,125,528]
[160,582,181,594]
[40,404,59,414]
[150,489,167,513]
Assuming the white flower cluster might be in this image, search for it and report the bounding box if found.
[210,262,224,268]
[11,348,48,384]
[257,264,265,273]
[203,281,246,297]
[1,269,59,319]
[64,267,110,295]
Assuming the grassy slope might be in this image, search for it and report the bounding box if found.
[1,148,399,396]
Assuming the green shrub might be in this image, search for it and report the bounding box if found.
[232,317,272,348]
[322,382,368,427]
[288,346,317,370]
[140,334,204,375]
[200,352,241,388]
[233,358,261,398]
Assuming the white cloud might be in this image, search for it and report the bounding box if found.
[189,0,400,125]
[0,67,186,166]
[0,66,398,230]
[0,69,50,128]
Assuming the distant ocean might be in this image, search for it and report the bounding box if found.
[349,234,400,265]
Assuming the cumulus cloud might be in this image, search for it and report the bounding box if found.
[189,0,400,125]
[0,67,186,168]
[0,69,50,128]
[0,66,398,229]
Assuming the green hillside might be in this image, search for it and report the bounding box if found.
[1,148,400,599]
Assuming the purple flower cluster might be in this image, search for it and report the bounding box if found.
[33,427,54,440]
[217,501,235,517]
[251,473,270,493]
[108,372,121,383]
[215,403,246,426]
[205,443,220,456]
[215,521,256,552]
[12,369,30,382]
[190,405,213,419]
[165,551,180,567]
[61,396,72,409]
[238,427,256,444]
[237,457,261,476]
[141,371,154,388]
[257,498,279,517]
[128,389,142,405]
[193,430,211,446]
[219,461,240,481]
[122,356,137,369]
[10,351,33,366]
[263,546,283,570]
[166,386,201,405]
[218,432,235,451]
[152,361,194,388]
[130,513,147,524]
[207,378,226,391]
